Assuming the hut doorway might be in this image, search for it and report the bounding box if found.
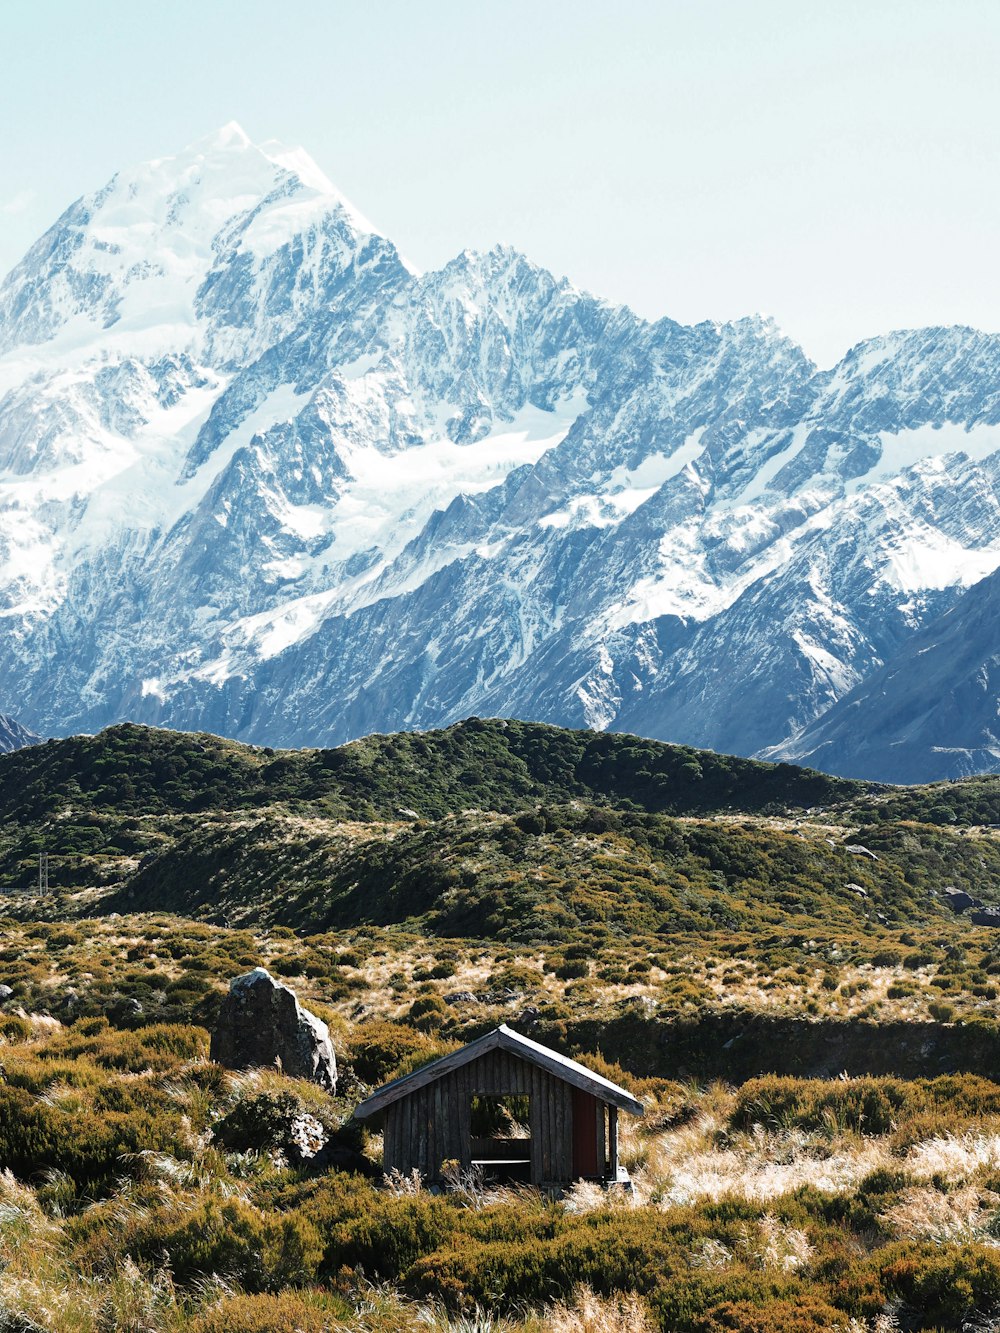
[572,1087,618,1180]
[571,1087,600,1177]
[469,1092,532,1182]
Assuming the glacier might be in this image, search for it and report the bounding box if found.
[2,123,1000,777]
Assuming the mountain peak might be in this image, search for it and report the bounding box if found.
[0,124,383,360]
[177,122,344,205]
[190,120,254,152]
[4,131,1000,782]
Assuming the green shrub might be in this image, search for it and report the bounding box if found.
[344,1021,442,1085]
[189,1291,353,1333]
[212,1090,315,1154]
[427,960,456,979]
[0,1015,31,1042]
[488,964,538,992]
[554,960,589,980]
[730,1077,914,1135]
[870,949,902,968]
[271,956,305,977]
[129,1199,323,1291]
[299,1175,457,1278]
[43,1022,209,1071]
[0,1085,174,1192]
[903,951,937,970]
[695,1297,854,1332]
[407,994,447,1031]
[878,1242,1000,1324]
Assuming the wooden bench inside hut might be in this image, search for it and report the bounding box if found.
[354,1024,644,1188]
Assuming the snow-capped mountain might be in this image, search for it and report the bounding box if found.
[3,123,1000,776]
[763,564,1000,783]
[0,714,40,753]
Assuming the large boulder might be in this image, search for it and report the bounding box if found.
[211,967,337,1093]
[942,887,979,914]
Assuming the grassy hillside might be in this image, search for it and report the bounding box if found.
[853,772,1000,826]
[9,720,1000,1327]
[4,915,1000,1329]
[107,802,985,946]
[4,719,1000,959]
[7,979,1000,1332]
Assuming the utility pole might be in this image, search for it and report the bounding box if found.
[38,852,48,893]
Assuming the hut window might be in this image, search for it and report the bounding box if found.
[470,1094,531,1138]
[469,1094,532,1180]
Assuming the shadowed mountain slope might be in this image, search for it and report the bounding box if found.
[767,565,1000,782]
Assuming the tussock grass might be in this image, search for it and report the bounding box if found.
[6,826,1000,1329]
[6,998,1000,1328]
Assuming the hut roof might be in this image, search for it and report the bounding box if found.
[353,1023,644,1119]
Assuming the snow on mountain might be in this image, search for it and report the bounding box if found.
[762,562,1000,782]
[2,125,1000,776]
[0,122,379,365]
[0,714,41,753]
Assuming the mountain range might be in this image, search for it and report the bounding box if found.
[2,122,999,782]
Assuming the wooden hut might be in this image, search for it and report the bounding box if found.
[353,1024,643,1187]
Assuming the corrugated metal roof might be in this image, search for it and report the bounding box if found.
[353,1024,645,1119]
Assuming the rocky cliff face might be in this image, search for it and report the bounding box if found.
[2,124,1000,776]
[763,564,1000,782]
[0,715,40,754]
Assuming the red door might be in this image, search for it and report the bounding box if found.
[572,1088,600,1177]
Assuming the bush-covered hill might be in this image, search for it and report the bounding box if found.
[7,913,1000,1328]
[107,803,985,945]
[0,717,865,826]
[9,723,1000,1328]
[7,974,1000,1332]
[9,730,1000,1333]
[6,719,1000,952]
[853,773,1000,827]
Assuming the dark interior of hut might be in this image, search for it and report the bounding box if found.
[469,1093,532,1182]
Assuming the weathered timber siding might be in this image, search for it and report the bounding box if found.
[381,1048,577,1184]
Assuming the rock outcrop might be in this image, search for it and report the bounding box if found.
[943,888,979,914]
[210,967,337,1092]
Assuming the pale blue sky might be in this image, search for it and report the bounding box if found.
[1,0,998,366]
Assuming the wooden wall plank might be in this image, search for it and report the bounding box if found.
[560,1079,574,1180]
[383,1106,395,1174]
[533,1062,546,1183]
[434,1076,444,1174]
